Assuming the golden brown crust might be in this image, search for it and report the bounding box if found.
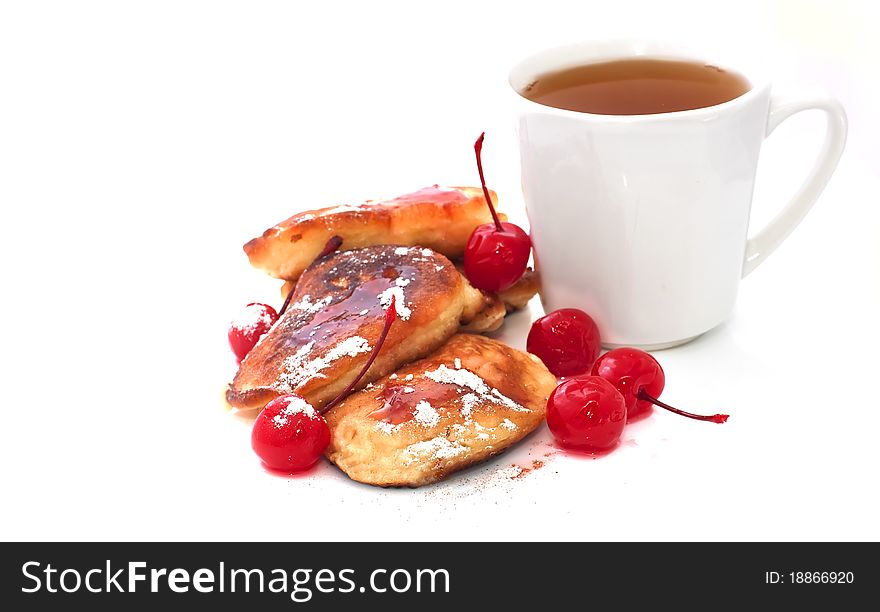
[458,296,506,333]
[458,272,495,324]
[456,267,540,332]
[245,186,504,282]
[227,246,464,411]
[498,268,540,311]
[324,334,556,487]
[279,267,540,334]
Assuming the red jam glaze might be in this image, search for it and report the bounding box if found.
[368,381,460,425]
[272,258,418,362]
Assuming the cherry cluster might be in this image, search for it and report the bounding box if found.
[226,132,726,475]
[227,132,534,474]
[527,309,728,454]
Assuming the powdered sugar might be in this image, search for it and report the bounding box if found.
[423,365,528,412]
[328,336,370,359]
[271,396,318,428]
[290,295,333,315]
[235,304,276,335]
[394,247,410,255]
[378,286,412,320]
[275,336,371,392]
[454,358,462,370]
[375,421,398,435]
[489,388,525,411]
[412,400,440,427]
[460,393,479,418]
[403,436,467,464]
[425,365,487,393]
[370,358,528,440]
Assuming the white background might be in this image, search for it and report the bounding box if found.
[1,0,878,541]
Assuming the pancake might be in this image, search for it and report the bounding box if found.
[457,267,540,333]
[324,334,556,487]
[497,268,540,312]
[278,267,540,334]
[244,186,504,282]
[227,245,465,411]
[457,272,503,333]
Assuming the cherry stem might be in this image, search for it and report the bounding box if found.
[474,132,504,232]
[278,235,343,317]
[637,389,729,424]
[316,234,344,260]
[320,295,397,414]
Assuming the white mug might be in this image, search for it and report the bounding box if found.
[510,40,847,349]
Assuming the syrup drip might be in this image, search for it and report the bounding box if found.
[368,381,460,425]
[276,265,417,356]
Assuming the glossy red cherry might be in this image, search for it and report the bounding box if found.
[251,395,330,472]
[250,295,399,472]
[228,303,278,363]
[527,308,601,377]
[463,133,531,292]
[592,347,728,423]
[546,376,627,452]
[591,347,664,420]
[463,223,531,292]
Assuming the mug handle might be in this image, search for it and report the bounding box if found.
[742,94,847,277]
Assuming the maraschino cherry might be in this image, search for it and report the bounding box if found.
[463,133,531,293]
[251,295,398,472]
[228,303,278,363]
[251,395,331,472]
[546,375,627,452]
[527,308,601,377]
[591,347,729,424]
